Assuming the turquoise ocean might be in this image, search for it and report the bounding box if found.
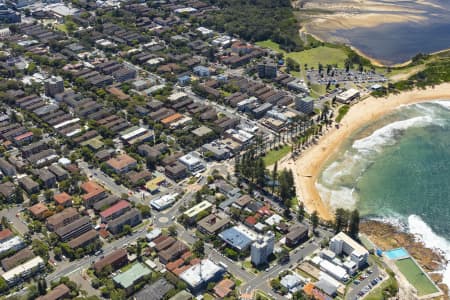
[316,100,450,286]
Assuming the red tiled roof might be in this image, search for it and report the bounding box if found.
[81,181,104,201]
[0,229,13,241]
[258,205,272,216]
[181,251,192,260]
[28,203,49,216]
[106,154,137,171]
[189,258,201,266]
[99,228,110,238]
[100,200,130,219]
[173,265,190,276]
[14,131,33,141]
[161,113,183,124]
[54,192,72,205]
[245,215,257,225]
[166,258,184,271]
[214,279,235,298]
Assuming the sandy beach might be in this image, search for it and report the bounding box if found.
[280,83,450,221]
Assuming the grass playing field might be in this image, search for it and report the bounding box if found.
[395,258,439,296]
[256,40,348,69]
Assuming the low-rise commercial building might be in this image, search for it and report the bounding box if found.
[179,259,225,293]
[178,152,205,173]
[184,201,212,223]
[197,214,230,235]
[336,88,360,104]
[219,225,258,251]
[150,193,178,211]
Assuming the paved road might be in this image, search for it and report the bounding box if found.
[205,244,255,283]
[239,241,320,299]
[0,205,28,235]
[78,161,130,197]
[46,230,148,284]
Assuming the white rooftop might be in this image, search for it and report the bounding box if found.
[2,256,43,282]
[179,259,223,288]
[265,214,283,226]
[0,236,23,254]
[332,232,368,257]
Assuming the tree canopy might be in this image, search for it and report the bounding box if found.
[203,0,303,51]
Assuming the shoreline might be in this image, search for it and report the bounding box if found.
[301,25,410,67]
[280,83,450,221]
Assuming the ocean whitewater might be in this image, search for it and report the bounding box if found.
[317,100,450,287]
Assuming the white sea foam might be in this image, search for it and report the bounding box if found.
[352,115,434,153]
[432,100,450,110]
[316,181,357,210]
[408,215,450,291]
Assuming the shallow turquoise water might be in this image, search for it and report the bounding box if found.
[317,101,450,239]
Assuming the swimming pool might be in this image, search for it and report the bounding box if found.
[384,247,410,260]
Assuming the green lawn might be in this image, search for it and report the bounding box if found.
[286,46,348,69]
[263,145,291,166]
[55,24,68,33]
[202,294,215,300]
[256,40,286,54]
[395,258,439,296]
[336,105,350,123]
[255,291,273,300]
[257,40,348,69]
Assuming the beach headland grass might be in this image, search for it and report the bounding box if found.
[263,144,292,166]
